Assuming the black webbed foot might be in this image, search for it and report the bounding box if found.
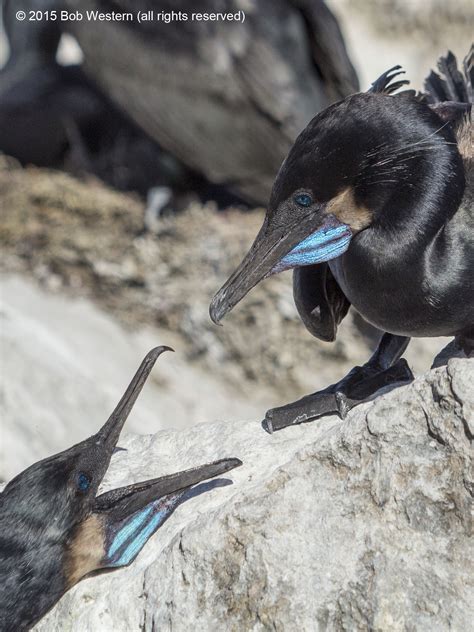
[263,358,414,433]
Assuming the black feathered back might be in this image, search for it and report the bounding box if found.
[424,46,473,105]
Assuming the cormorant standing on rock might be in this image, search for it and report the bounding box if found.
[210,48,473,432]
[0,347,241,631]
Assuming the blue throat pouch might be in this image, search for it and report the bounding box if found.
[271,218,352,274]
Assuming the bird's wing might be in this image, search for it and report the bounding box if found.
[424,48,473,104]
[293,264,350,342]
[64,0,357,203]
[424,47,473,204]
[423,47,473,130]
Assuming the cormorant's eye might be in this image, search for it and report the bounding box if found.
[294,193,313,207]
[77,472,92,492]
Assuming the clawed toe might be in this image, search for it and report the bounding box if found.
[263,358,414,433]
[264,391,340,433]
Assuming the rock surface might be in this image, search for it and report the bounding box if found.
[32,358,473,632]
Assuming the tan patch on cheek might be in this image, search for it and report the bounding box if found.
[457,120,473,162]
[326,187,372,233]
[64,514,105,588]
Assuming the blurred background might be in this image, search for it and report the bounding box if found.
[1,0,472,481]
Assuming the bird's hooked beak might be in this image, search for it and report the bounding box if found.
[210,207,352,323]
[94,346,172,458]
[68,347,242,574]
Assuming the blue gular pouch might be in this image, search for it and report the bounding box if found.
[271,215,352,274]
[104,492,185,568]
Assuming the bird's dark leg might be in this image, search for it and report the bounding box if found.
[264,333,414,433]
[455,327,474,357]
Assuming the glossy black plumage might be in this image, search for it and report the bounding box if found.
[0,348,241,631]
[210,48,473,431]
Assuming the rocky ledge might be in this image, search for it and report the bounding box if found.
[34,357,473,631]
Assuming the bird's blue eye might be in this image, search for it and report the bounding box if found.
[294,193,313,207]
[77,473,91,492]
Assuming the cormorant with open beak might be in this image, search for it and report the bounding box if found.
[0,347,242,632]
[210,48,473,433]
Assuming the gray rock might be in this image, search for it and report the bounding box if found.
[34,358,473,631]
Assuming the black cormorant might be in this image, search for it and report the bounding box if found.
[0,347,241,631]
[210,48,473,432]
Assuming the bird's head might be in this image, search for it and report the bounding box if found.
[1,347,241,590]
[210,69,464,324]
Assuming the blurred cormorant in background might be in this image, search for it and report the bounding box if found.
[0,0,358,204]
[0,0,204,198]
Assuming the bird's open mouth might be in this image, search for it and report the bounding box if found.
[95,457,241,567]
[86,347,242,568]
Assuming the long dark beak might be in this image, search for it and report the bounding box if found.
[96,346,173,452]
[59,348,243,584]
[94,458,242,516]
[209,209,351,324]
[73,347,242,571]
[95,457,242,568]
